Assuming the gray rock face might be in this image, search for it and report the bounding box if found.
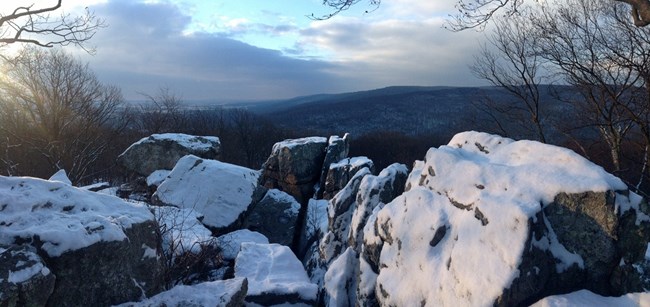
[44,220,163,307]
[242,189,301,246]
[0,245,55,307]
[319,168,372,264]
[118,133,221,176]
[322,157,375,200]
[261,136,328,205]
[348,163,408,252]
[317,135,350,199]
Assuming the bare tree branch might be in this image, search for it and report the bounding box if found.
[0,1,104,53]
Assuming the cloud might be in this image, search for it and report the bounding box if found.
[299,16,488,88]
[74,1,352,101]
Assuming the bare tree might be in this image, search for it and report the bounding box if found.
[533,0,642,172]
[0,1,103,52]
[0,47,126,183]
[313,0,650,30]
[137,87,187,134]
[471,12,549,142]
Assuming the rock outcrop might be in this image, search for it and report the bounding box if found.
[317,135,351,198]
[0,175,163,306]
[322,156,375,200]
[0,245,55,307]
[117,133,221,177]
[235,243,318,306]
[362,131,650,306]
[153,155,265,234]
[242,189,301,246]
[261,136,328,205]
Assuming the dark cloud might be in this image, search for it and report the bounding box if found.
[80,0,353,101]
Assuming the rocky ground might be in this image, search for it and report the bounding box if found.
[1,131,649,306]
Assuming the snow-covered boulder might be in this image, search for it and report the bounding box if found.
[366,131,650,306]
[531,289,650,307]
[116,277,248,307]
[317,134,351,198]
[0,245,55,307]
[153,155,265,233]
[117,133,221,176]
[322,156,375,200]
[261,136,328,204]
[323,247,359,307]
[0,175,163,306]
[216,229,269,261]
[235,243,318,306]
[242,189,301,247]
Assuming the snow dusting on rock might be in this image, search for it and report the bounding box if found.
[216,229,269,261]
[0,176,154,257]
[235,243,318,305]
[115,277,247,307]
[374,131,631,306]
[154,155,261,230]
[531,289,650,307]
[128,133,220,153]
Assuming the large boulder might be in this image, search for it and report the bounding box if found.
[0,175,163,306]
[118,133,221,177]
[242,189,301,247]
[234,243,318,306]
[364,131,649,306]
[261,136,328,204]
[153,155,266,234]
[0,245,55,307]
[322,156,375,200]
[317,135,351,198]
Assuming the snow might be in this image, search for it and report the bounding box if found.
[154,155,260,229]
[146,170,170,187]
[7,249,50,284]
[0,176,154,257]
[531,289,650,307]
[215,229,269,261]
[324,247,359,306]
[329,156,373,170]
[114,277,246,307]
[152,206,212,257]
[234,243,318,301]
[532,215,585,273]
[271,136,327,151]
[616,191,650,225]
[646,244,650,261]
[373,131,629,306]
[49,169,72,185]
[126,133,220,154]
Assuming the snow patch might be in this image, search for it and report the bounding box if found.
[146,170,170,187]
[531,289,650,307]
[235,243,318,301]
[49,169,72,185]
[216,229,269,261]
[127,133,220,154]
[115,277,246,307]
[0,176,154,257]
[154,155,260,229]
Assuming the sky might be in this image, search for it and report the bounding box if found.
[4,0,489,102]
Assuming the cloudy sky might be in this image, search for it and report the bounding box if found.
[7,0,489,101]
